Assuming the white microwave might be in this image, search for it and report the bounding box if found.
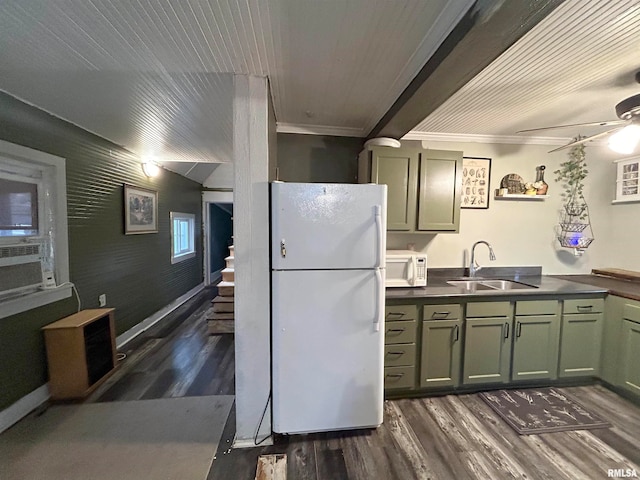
[385,250,427,287]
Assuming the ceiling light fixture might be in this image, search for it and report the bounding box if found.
[142,161,160,177]
[608,123,640,154]
[364,137,401,149]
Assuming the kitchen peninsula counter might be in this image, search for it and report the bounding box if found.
[552,269,640,302]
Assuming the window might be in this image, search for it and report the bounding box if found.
[171,212,195,263]
[0,140,70,318]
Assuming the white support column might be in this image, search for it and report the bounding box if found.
[232,75,273,447]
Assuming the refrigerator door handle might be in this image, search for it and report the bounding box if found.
[374,205,383,268]
[374,268,383,332]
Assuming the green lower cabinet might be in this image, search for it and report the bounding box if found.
[558,313,602,377]
[512,315,560,381]
[384,366,416,391]
[463,317,512,384]
[420,319,462,388]
[620,319,640,396]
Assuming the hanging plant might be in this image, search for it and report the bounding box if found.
[554,140,589,220]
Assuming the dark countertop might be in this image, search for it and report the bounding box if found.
[551,274,640,302]
[386,268,608,300]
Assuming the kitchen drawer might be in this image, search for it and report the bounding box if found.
[423,304,461,320]
[384,366,415,390]
[466,301,510,318]
[623,301,640,323]
[516,300,559,316]
[563,298,604,314]
[385,304,417,322]
[385,320,417,344]
[384,343,416,367]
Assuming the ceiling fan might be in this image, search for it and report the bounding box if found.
[517,72,640,154]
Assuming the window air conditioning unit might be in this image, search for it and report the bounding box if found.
[0,243,46,296]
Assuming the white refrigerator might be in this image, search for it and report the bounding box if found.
[271,182,387,435]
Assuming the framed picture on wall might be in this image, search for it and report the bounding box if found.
[124,184,158,234]
[461,157,491,209]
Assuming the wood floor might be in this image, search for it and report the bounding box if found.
[93,289,640,479]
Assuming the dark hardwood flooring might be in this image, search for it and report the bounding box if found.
[90,290,640,479]
[87,285,235,403]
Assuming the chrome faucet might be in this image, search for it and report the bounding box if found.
[469,240,496,278]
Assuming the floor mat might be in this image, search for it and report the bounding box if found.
[479,387,610,434]
[0,395,233,480]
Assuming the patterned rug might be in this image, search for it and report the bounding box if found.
[479,387,610,435]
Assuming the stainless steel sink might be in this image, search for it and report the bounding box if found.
[447,279,538,291]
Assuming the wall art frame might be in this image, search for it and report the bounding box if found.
[124,184,158,234]
[461,156,491,209]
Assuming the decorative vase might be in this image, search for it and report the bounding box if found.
[535,165,549,195]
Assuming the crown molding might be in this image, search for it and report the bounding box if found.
[401,131,608,146]
[276,122,366,138]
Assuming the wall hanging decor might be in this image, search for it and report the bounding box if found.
[124,184,158,234]
[461,156,491,209]
[554,142,594,256]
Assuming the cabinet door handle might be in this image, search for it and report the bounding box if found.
[577,305,593,312]
[453,324,459,342]
[516,321,522,338]
[387,312,405,319]
[504,322,510,339]
[387,328,406,333]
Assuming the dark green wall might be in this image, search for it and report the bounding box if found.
[0,92,203,410]
[276,133,363,183]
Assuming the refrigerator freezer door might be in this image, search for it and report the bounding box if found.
[272,269,384,434]
[271,183,387,270]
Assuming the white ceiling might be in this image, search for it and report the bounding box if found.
[413,0,640,144]
[2,0,640,184]
[0,0,473,183]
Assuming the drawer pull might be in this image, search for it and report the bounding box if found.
[387,328,406,333]
[387,312,405,319]
[576,305,593,312]
[387,351,405,356]
[386,373,404,379]
[504,322,510,339]
[432,311,451,318]
[453,324,459,342]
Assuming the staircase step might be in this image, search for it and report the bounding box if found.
[217,281,235,297]
[221,268,234,282]
[206,309,234,320]
[212,301,234,313]
[207,319,234,335]
[212,295,233,303]
[225,256,234,268]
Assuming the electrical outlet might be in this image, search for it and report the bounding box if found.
[99,294,107,307]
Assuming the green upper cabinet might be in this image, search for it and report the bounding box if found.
[417,149,462,232]
[359,145,462,233]
[371,146,418,231]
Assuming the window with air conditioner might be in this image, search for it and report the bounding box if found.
[0,140,70,318]
[170,212,195,264]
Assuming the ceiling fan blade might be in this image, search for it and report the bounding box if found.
[547,128,623,153]
[516,120,627,133]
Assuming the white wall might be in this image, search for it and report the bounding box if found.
[387,139,632,274]
[233,75,272,446]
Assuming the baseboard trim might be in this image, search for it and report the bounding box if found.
[0,384,49,434]
[0,284,205,433]
[116,282,205,348]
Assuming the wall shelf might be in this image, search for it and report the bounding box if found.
[494,194,549,200]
